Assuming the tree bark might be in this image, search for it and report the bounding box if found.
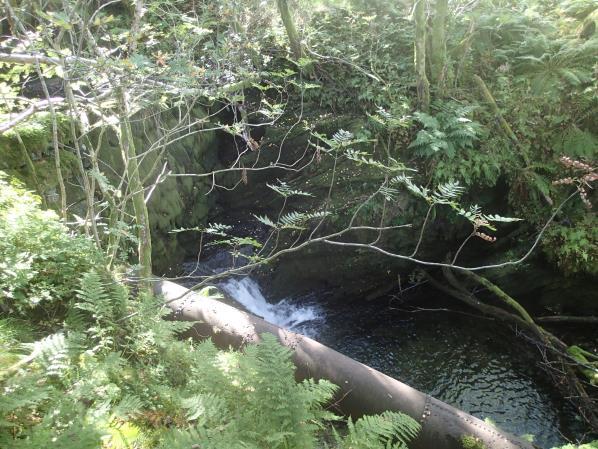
[429,0,448,93]
[276,0,303,60]
[118,89,152,286]
[460,270,535,324]
[154,279,536,449]
[414,0,430,112]
[537,315,598,324]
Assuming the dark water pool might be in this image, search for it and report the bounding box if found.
[312,295,590,448]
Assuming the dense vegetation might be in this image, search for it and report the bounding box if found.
[0,0,596,448]
[0,176,421,448]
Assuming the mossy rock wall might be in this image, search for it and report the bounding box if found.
[0,112,81,206]
[97,107,219,273]
[1,108,220,274]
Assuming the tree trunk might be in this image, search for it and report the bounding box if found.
[276,0,303,60]
[118,89,152,286]
[472,75,531,166]
[154,279,536,449]
[414,0,430,112]
[537,315,598,324]
[430,0,448,93]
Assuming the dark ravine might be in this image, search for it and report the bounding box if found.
[154,279,538,449]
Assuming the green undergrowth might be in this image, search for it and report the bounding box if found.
[552,443,598,449]
[0,173,421,448]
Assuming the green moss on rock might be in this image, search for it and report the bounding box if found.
[0,112,69,169]
[96,106,220,273]
[460,435,488,449]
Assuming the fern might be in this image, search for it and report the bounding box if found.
[255,210,331,230]
[553,126,598,159]
[332,129,356,145]
[268,180,314,198]
[409,105,482,159]
[336,411,421,449]
[393,176,465,206]
[74,271,127,352]
[432,181,465,204]
[182,392,229,424]
[28,332,71,377]
[170,222,232,236]
[112,394,145,419]
[458,205,522,232]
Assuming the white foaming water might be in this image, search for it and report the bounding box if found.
[221,277,324,337]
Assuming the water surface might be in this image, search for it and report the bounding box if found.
[218,277,588,448]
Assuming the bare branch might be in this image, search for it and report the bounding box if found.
[0,98,65,134]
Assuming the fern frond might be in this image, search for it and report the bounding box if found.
[332,129,354,144]
[75,271,112,322]
[300,378,339,408]
[256,211,331,230]
[432,181,465,204]
[339,411,420,449]
[483,213,523,223]
[392,176,430,201]
[267,180,313,198]
[254,214,277,228]
[182,392,228,425]
[379,185,400,201]
[279,211,330,229]
[30,333,70,377]
[112,394,144,419]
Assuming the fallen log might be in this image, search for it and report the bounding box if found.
[154,279,538,449]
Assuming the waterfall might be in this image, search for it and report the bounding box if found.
[221,277,324,337]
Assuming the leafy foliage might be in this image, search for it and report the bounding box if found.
[551,442,598,449]
[543,214,597,276]
[0,180,420,449]
[255,210,331,230]
[268,180,314,198]
[335,411,421,449]
[409,106,482,158]
[0,173,101,321]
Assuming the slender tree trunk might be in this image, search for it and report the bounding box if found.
[414,0,430,112]
[64,79,99,242]
[430,0,448,93]
[453,19,475,87]
[276,0,303,60]
[537,315,598,324]
[3,0,68,218]
[118,89,152,285]
[460,270,535,324]
[13,131,45,204]
[472,74,530,166]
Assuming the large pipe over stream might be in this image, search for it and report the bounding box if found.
[154,280,538,449]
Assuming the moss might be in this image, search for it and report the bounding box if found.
[3,106,220,273]
[460,435,488,449]
[95,106,220,270]
[0,112,71,169]
[0,112,78,206]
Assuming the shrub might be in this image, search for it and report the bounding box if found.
[0,171,101,322]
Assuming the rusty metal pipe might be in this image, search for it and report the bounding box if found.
[154,280,538,449]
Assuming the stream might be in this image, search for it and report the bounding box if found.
[183,262,589,448]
